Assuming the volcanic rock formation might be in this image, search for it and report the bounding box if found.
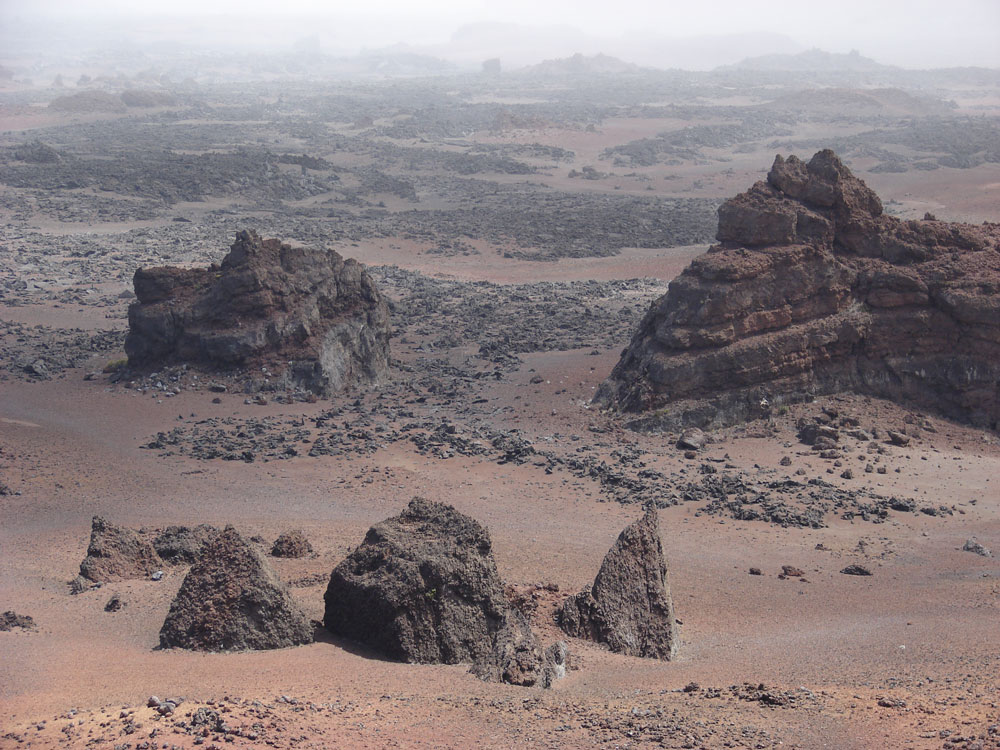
[324,497,548,686]
[79,516,162,583]
[559,509,678,660]
[153,524,220,565]
[159,526,313,651]
[596,150,1000,430]
[125,230,390,395]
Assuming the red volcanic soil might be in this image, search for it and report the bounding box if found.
[1,343,998,749]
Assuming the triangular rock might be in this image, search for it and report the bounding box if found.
[159,526,313,651]
[79,516,162,583]
[559,509,678,659]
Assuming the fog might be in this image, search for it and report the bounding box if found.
[2,0,998,70]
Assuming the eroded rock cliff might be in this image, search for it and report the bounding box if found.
[597,150,1000,430]
[125,230,390,395]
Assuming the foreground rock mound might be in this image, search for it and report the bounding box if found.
[559,510,678,660]
[597,150,1000,430]
[125,230,390,395]
[159,526,313,651]
[324,497,547,685]
[79,516,162,583]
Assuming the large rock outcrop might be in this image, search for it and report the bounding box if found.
[323,497,548,686]
[125,230,390,395]
[597,150,1000,430]
[79,516,162,583]
[159,526,313,651]
[559,509,678,660]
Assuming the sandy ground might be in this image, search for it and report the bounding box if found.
[1,345,998,749]
[2,99,1000,750]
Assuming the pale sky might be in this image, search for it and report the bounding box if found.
[2,0,998,68]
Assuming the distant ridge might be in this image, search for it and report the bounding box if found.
[722,48,895,72]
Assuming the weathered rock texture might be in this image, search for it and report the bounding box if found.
[271,529,313,558]
[159,526,313,651]
[597,150,1000,430]
[153,524,220,565]
[79,516,162,583]
[125,230,390,395]
[324,497,547,685]
[559,509,678,660]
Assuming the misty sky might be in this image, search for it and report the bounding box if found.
[2,0,998,68]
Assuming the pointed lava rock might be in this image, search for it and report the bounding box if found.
[159,526,313,651]
[559,509,678,660]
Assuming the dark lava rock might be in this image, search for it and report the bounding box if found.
[125,230,390,396]
[558,509,678,660]
[598,150,1000,431]
[271,530,314,558]
[840,564,873,576]
[153,524,220,565]
[324,497,547,685]
[104,594,125,612]
[159,526,313,652]
[0,611,36,631]
[79,516,162,583]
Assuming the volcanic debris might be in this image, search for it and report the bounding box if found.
[79,516,163,583]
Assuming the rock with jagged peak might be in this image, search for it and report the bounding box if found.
[596,150,1000,431]
[125,230,390,395]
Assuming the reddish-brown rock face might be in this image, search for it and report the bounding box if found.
[597,150,1000,430]
[125,230,390,395]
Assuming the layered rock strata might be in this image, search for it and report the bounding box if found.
[597,150,1000,430]
[125,230,390,395]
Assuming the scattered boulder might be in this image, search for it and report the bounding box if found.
[962,539,992,557]
[558,509,678,660]
[125,230,391,396]
[0,611,35,631]
[598,150,1000,431]
[887,430,910,447]
[841,564,873,576]
[153,524,220,565]
[104,594,125,612]
[676,427,706,451]
[159,526,313,651]
[324,497,549,685]
[79,516,162,583]
[271,530,314,558]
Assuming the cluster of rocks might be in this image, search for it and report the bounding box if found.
[0,611,36,631]
[65,502,678,686]
[598,150,1000,432]
[125,231,390,396]
[0,321,125,382]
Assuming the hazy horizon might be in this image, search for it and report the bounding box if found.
[1,0,998,71]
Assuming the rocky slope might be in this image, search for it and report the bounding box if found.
[125,230,390,395]
[597,150,1000,431]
